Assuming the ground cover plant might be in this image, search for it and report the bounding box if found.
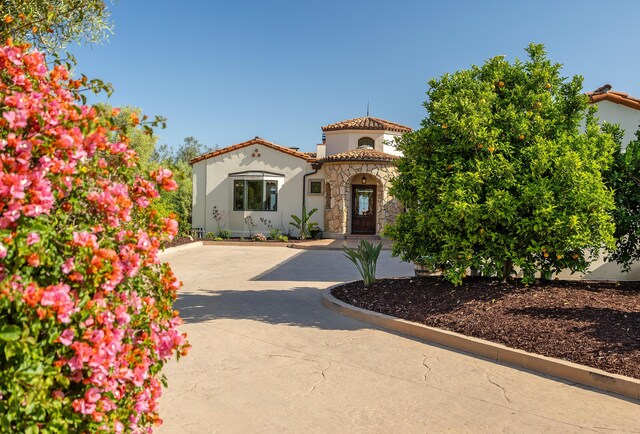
[0,41,189,432]
[387,44,617,284]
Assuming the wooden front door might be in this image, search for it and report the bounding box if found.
[352,185,376,234]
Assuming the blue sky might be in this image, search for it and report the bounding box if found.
[68,0,640,153]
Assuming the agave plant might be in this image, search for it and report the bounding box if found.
[343,240,383,286]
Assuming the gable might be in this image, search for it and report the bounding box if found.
[190,137,314,165]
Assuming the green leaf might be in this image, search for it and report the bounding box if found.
[0,325,21,342]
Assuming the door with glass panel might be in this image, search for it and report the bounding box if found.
[351,186,376,234]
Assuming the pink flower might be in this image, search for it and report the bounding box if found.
[61,257,74,274]
[72,398,96,415]
[0,244,6,259]
[26,232,40,246]
[72,231,97,248]
[85,388,101,404]
[58,328,74,346]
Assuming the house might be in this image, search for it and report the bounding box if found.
[190,85,640,243]
[587,84,640,149]
[190,116,411,238]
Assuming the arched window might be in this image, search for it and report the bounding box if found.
[358,137,374,148]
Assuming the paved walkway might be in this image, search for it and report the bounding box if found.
[158,246,639,433]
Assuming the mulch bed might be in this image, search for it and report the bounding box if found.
[164,236,198,248]
[164,237,318,248]
[332,276,640,379]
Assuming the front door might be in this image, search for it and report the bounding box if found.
[352,185,376,234]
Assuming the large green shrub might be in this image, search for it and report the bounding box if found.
[607,128,640,270]
[386,44,616,284]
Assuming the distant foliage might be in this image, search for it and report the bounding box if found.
[153,137,216,235]
[0,42,189,432]
[607,128,640,270]
[386,44,616,284]
[0,0,113,52]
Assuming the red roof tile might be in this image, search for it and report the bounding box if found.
[320,147,400,163]
[190,137,315,165]
[587,84,640,111]
[322,116,412,133]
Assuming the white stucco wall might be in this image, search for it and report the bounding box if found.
[323,130,389,156]
[382,133,403,156]
[594,100,640,151]
[191,144,321,237]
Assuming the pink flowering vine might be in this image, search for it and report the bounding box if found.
[0,41,189,432]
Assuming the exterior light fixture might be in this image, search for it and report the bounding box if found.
[361,175,367,184]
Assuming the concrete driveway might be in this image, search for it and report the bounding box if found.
[158,245,639,433]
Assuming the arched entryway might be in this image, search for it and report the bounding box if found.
[350,173,380,235]
[320,150,401,239]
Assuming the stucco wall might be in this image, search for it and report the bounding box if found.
[191,144,321,237]
[324,130,399,156]
[594,100,640,151]
[382,133,403,156]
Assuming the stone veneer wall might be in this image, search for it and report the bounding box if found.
[322,162,401,237]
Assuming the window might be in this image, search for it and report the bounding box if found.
[233,180,278,211]
[308,179,323,195]
[358,137,375,148]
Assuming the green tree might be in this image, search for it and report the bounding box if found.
[0,0,113,52]
[97,104,158,167]
[386,44,616,284]
[151,137,216,234]
[607,126,640,271]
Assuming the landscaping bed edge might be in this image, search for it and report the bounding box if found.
[322,284,640,401]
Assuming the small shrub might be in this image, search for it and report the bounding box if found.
[217,229,232,239]
[290,206,318,240]
[254,233,267,242]
[205,231,216,239]
[212,206,228,234]
[277,235,289,242]
[343,240,383,286]
[244,216,257,238]
[268,227,282,240]
[214,237,223,241]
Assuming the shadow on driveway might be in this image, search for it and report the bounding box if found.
[175,286,364,331]
[250,250,413,282]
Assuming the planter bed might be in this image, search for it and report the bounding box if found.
[201,237,318,244]
[331,276,640,379]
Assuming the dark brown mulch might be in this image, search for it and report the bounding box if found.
[332,276,640,379]
[165,236,198,248]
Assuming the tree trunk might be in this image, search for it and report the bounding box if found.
[502,260,513,281]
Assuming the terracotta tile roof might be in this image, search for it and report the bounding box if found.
[321,116,412,133]
[190,137,315,164]
[319,147,400,163]
[587,84,640,111]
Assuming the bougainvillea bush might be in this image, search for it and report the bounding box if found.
[0,41,189,432]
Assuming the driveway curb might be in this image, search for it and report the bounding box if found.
[322,285,640,401]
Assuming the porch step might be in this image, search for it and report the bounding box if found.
[345,234,381,240]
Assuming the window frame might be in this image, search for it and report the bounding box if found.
[358,136,375,148]
[232,178,279,212]
[307,179,324,195]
